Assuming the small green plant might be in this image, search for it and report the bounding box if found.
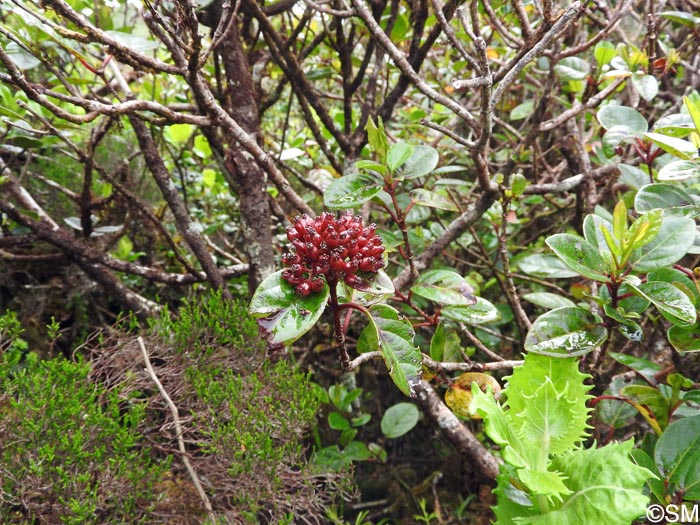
[470,353,654,524]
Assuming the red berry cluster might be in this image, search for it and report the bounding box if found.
[282,212,385,296]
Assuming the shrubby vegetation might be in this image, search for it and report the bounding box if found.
[1,0,699,523]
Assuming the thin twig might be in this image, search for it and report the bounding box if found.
[137,337,216,522]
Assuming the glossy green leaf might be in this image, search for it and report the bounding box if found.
[654,414,700,500]
[546,234,611,282]
[398,145,440,179]
[660,10,700,26]
[634,183,697,216]
[647,268,700,308]
[658,160,700,181]
[4,41,40,69]
[525,306,608,357]
[631,73,658,101]
[609,351,662,382]
[324,171,383,209]
[409,189,459,211]
[685,95,700,132]
[596,376,638,429]
[166,123,193,144]
[597,105,648,135]
[668,322,700,353]
[522,292,576,310]
[518,254,580,278]
[621,384,671,428]
[618,163,650,190]
[653,113,695,138]
[386,142,415,173]
[355,159,387,175]
[629,216,697,271]
[441,297,500,325]
[364,305,422,397]
[553,57,590,81]
[430,322,463,362]
[627,280,696,326]
[328,411,350,430]
[380,402,420,438]
[249,270,330,345]
[411,269,476,306]
[644,132,697,160]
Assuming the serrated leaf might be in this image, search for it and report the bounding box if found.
[398,145,439,179]
[525,307,608,357]
[380,402,420,438]
[627,280,696,326]
[365,304,422,397]
[654,414,700,500]
[387,142,415,173]
[324,171,383,209]
[249,270,330,345]
[527,441,653,525]
[522,293,576,310]
[441,297,500,325]
[505,354,592,455]
[644,132,697,160]
[545,234,611,282]
[518,469,571,498]
[629,215,697,271]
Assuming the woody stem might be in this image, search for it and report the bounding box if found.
[328,280,350,369]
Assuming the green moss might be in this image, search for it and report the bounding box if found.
[0,354,170,525]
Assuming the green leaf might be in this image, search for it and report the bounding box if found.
[518,254,580,278]
[4,41,40,69]
[597,376,639,429]
[324,171,383,209]
[653,113,695,138]
[201,169,217,188]
[355,159,387,175]
[518,469,571,498]
[685,95,700,132]
[386,142,415,173]
[660,10,700,26]
[380,402,420,438]
[553,57,590,81]
[525,306,608,357]
[441,297,500,325]
[328,411,350,430]
[193,135,212,158]
[545,234,611,282]
[398,145,440,179]
[364,305,422,397]
[621,384,671,428]
[618,163,650,190]
[366,117,389,161]
[411,269,476,306]
[166,123,193,144]
[629,215,697,271]
[249,270,330,345]
[612,200,628,243]
[654,414,700,500]
[505,354,593,456]
[597,105,648,135]
[644,132,697,160]
[631,73,658,101]
[522,293,576,310]
[511,173,529,197]
[409,189,459,211]
[510,101,535,121]
[609,351,662,382]
[104,30,160,52]
[594,41,616,67]
[668,322,700,353]
[430,322,463,362]
[531,440,653,525]
[627,280,696,326]
[658,160,700,181]
[647,268,700,308]
[634,183,698,216]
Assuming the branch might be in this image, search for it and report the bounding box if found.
[137,337,216,522]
